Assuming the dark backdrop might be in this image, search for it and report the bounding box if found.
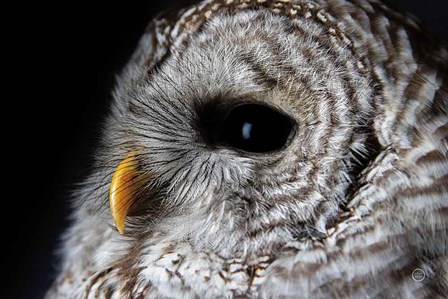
[2,1,447,298]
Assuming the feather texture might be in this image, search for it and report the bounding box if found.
[47,0,448,298]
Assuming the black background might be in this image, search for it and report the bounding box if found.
[2,1,447,298]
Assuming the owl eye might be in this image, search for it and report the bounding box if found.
[220,104,294,153]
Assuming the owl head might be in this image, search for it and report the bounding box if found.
[86,5,375,258]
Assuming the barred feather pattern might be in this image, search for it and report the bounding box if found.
[47,0,448,298]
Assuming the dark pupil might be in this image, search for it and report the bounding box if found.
[221,104,293,153]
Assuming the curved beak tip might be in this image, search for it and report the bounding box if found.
[109,152,142,235]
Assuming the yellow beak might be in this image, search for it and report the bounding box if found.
[109,151,144,234]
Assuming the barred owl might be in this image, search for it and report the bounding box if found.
[46,0,448,298]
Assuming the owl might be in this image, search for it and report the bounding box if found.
[46,0,448,298]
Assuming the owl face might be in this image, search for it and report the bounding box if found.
[46,1,448,297]
[95,10,375,257]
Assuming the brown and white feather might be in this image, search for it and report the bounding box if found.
[46,0,448,298]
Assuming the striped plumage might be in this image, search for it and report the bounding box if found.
[47,0,448,298]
